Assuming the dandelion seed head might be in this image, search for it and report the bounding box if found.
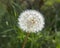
[18,10,45,33]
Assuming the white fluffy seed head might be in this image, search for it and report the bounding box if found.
[18,10,45,33]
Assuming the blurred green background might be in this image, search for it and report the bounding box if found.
[0,0,60,48]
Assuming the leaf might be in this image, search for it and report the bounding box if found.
[0,2,6,16]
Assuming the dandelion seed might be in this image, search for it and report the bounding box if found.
[18,10,45,33]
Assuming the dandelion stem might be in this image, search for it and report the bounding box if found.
[22,33,30,48]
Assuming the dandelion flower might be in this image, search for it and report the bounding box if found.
[18,10,45,33]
